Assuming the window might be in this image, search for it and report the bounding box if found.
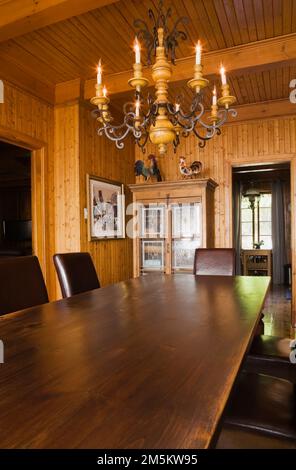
[241,193,272,249]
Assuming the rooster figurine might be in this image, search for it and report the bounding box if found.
[179,157,202,178]
[135,154,162,182]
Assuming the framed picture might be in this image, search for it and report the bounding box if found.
[87,175,125,240]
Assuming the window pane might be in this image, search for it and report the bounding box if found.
[172,203,201,238]
[242,236,253,249]
[172,239,201,269]
[242,222,252,235]
[241,208,252,222]
[260,207,271,221]
[260,236,272,249]
[259,194,272,208]
[241,197,250,209]
[260,221,272,236]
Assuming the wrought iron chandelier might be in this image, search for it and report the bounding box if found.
[91,0,237,156]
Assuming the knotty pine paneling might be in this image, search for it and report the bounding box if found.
[135,117,296,248]
[0,81,56,298]
[54,103,81,254]
[79,104,135,287]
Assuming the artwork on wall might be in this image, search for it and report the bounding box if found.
[87,175,125,240]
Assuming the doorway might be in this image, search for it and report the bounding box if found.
[232,162,292,337]
[0,141,32,257]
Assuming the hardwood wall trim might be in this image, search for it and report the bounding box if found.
[135,117,296,328]
[0,81,56,298]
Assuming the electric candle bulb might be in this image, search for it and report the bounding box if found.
[220,65,227,86]
[134,38,141,64]
[195,40,201,65]
[103,86,107,98]
[212,86,217,106]
[97,60,102,85]
[175,103,180,112]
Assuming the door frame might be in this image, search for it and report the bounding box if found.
[227,155,296,328]
[0,125,47,283]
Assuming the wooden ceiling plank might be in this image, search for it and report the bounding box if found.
[222,0,243,44]
[0,0,119,42]
[233,0,250,43]
[203,0,227,49]
[273,0,283,37]
[0,38,65,84]
[242,0,258,42]
[262,69,272,101]
[193,0,219,50]
[212,0,235,47]
[249,73,261,103]
[182,0,214,52]
[283,0,293,35]
[252,0,266,41]
[263,0,274,38]
[255,71,267,102]
[84,33,296,98]
[76,11,128,73]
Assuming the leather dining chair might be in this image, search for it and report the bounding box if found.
[0,256,49,315]
[53,252,100,298]
[216,369,296,448]
[193,248,236,276]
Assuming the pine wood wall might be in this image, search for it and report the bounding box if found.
[135,117,296,248]
[135,116,296,326]
[79,104,135,287]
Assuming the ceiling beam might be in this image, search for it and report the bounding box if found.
[226,99,296,124]
[0,58,55,104]
[84,33,296,99]
[0,0,119,42]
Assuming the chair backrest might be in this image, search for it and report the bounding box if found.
[53,252,100,299]
[0,256,49,315]
[193,248,236,276]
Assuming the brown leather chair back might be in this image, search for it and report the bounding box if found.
[0,256,49,315]
[53,252,100,299]
[193,248,236,276]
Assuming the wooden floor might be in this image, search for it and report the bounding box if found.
[262,285,295,338]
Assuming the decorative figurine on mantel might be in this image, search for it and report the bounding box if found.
[135,154,162,182]
[179,157,202,178]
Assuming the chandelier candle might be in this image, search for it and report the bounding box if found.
[97,60,102,85]
[90,0,237,155]
[134,38,141,64]
[220,66,227,86]
[195,41,201,65]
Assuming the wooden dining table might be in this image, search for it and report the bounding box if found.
[0,274,270,449]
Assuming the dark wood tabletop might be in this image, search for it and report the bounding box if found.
[0,274,270,449]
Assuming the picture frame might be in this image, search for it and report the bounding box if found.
[87,175,125,240]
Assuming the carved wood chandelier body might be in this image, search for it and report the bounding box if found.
[91,0,237,156]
